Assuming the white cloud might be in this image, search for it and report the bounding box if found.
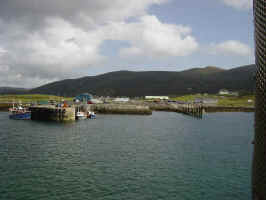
[0,0,200,88]
[23,17,104,69]
[0,0,177,87]
[0,11,199,87]
[0,18,106,87]
[116,15,198,58]
[222,0,252,10]
[0,47,9,72]
[0,47,7,55]
[209,40,252,56]
[0,65,9,72]
[0,0,168,26]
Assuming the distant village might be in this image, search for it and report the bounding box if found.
[53,88,252,107]
[1,88,254,121]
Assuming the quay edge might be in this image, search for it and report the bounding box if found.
[29,105,75,122]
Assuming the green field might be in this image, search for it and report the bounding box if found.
[0,94,255,108]
[0,94,73,103]
[171,94,255,107]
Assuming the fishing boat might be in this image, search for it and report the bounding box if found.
[76,107,86,120]
[9,105,31,120]
[87,111,96,119]
[76,111,86,120]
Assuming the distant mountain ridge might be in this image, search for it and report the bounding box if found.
[0,87,29,95]
[1,64,255,97]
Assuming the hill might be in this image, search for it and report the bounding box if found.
[28,64,255,97]
[0,87,29,95]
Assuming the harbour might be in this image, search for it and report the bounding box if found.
[1,98,255,122]
[0,111,253,200]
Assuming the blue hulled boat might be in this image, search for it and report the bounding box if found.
[87,111,96,119]
[9,106,31,120]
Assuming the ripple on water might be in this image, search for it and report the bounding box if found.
[0,112,253,200]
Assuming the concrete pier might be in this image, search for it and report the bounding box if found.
[90,104,152,115]
[204,106,254,113]
[173,103,204,118]
[30,105,75,122]
[2,102,254,122]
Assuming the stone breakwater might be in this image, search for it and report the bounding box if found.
[0,103,13,111]
[0,102,255,121]
[89,103,203,118]
[30,105,76,122]
[203,106,254,113]
[90,104,152,115]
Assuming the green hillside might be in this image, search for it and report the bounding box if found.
[1,64,256,97]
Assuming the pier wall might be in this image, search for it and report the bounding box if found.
[90,104,152,115]
[0,103,12,111]
[30,106,75,122]
[204,106,254,113]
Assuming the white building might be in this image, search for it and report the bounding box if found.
[219,89,239,96]
[194,98,218,105]
[203,98,218,105]
[219,89,230,95]
[145,96,169,100]
[91,99,103,104]
[113,98,130,102]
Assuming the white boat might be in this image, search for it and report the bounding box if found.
[87,111,96,119]
[76,107,86,120]
[76,111,86,120]
[9,105,31,120]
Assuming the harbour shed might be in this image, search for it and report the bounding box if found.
[74,93,93,103]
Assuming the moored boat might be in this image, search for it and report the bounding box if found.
[9,105,31,120]
[76,111,86,120]
[87,111,96,119]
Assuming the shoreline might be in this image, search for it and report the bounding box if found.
[0,102,254,114]
[203,106,254,113]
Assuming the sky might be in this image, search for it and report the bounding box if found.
[0,0,254,88]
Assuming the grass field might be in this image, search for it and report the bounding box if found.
[171,94,255,107]
[0,94,73,103]
[0,94,255,107]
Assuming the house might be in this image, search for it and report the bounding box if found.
[219,89,239,96]
[219,89,230,95]
[91,99,103,104]
[113,98,130,103]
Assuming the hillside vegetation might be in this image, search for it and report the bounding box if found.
[0,64,256,97]
[171,94,255,107]
[0,94,72,103]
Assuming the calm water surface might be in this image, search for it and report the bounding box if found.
[0,112,253,200]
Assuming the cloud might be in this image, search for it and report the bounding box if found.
[0,65,9,72]
[0,0,181,87]
[0,47,7,55]
[0,18,106,87]
[209,40,252,56]
[0,47,9,72]
[0,0,168,27]
[117,15,198,58]
[0,0,201,88]
[222,0,252,10]
[23,17,104,69]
